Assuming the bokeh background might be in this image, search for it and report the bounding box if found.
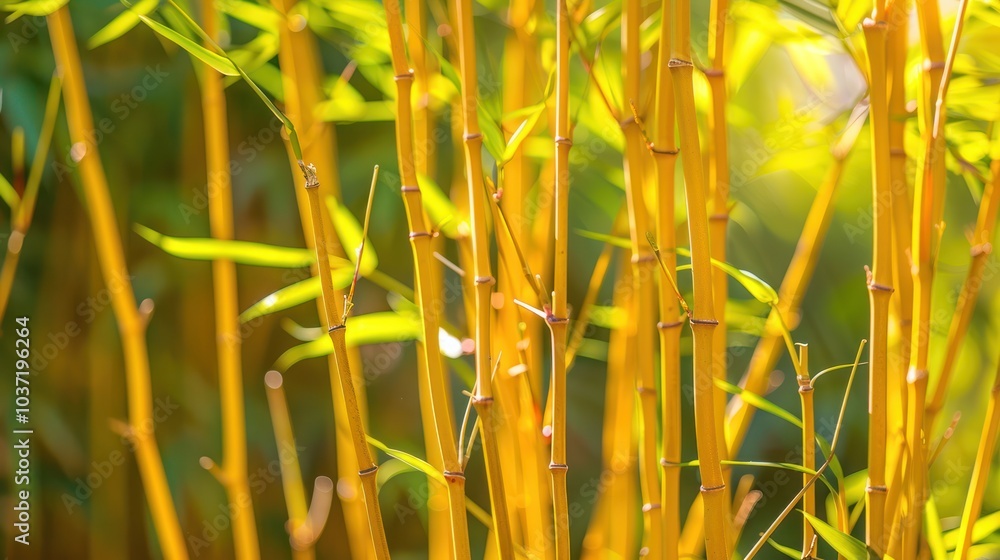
[1,0,999,558]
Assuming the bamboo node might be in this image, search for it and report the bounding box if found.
[358,465,379,477]
[890,147,906,157]
[702,68,724,78]
[650,145,679,155]
[442,470,466,481]
[555,135,573,146]
[631,253,657,264]
[328,324,346,333]
[636,386,655,395]
[690,317,719,326]
[463,132,483,141]
[867,280,893,293]
[923,59,947,71]
[701,483,726,493]
[866,484,887,494]
[400,185,420,193]
[641,502,662,512]
[709,212,729,222]
[549,463,569,471]
[393,71,414,81]
[660,458,682,468]
[408,231,433,239]
[474,275,496,286]
[668,58,693,68]
[472,395,495,404]
[657,320,684,330]
[546,314,569,324]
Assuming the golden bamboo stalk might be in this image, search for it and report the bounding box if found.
[302,166,390,559]
[954,358,1000,559]
[382,1,473,557]
[548,0,572,557]
[861,16,893,555]
[621,0,662,555]
[651,0,681,556]
[263,371,315,560]
[48,9,188,559]
[671,0,730,555]
[926,145,1000,433]
[904,2,969,553]
[796,345,816,555]
[706,0,731,517]
[451,0,514,555]
[198,6,260,558]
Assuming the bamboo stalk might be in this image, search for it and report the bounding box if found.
[263,371,315,560]
[796,345,816,556]
[670,0,730,555]
[382,2,473,557]
[904,3,968,553]
[953,358,1000,559]
[651,0,681,555]
[548,0,572,557]
[926,139,1000,433]
[302,166,390,559]
[861,16,893,555]
[47,9,188,560]
[198,6,260,558]
[706,0,732,520]
[451,0,515,555]
[621,0,662,556]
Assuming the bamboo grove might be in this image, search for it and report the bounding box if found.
[5,0,1000,558]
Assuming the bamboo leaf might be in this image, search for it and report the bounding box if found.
[325,196,378,274]
[88,0,159,49]
[716,378,801,427]
[800,511,871,560]
[0,172,18,209]
[138,15,239,76]
[417,173,464,238]
[478,103,506,162]
[925,495,947,560]
[216,0,279,32]
[943,510,1000,549]
[766,539,802,559]
[366,436,446,485]
[710,258,780,304]
[575,228,632,249]
[2,0,67,20]
[374,458,416,492]
[499,102,546,166]
[134,224,316,267]
[274,312,423,370]
[240,270,353,323]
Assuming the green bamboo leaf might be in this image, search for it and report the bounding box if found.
[575,229,632,249]
[366,436,446,485]
[240,268,353,323]
[326,196,378,275]
[925,495,947,560]
[274,312,422,370]
[134,224,315,267]
[417,174,464,238]
[0,172,18,209]
[499,102,546,166]
[478,103,506,162]
[2,0,67,20]
[765,539,802,559]
[88,0,159,49]
[801,511,871,560]
[710,258,779,304]
[943,510,1000,549]
[216,0,278,31]
[138,15,239,75]
[374,458,416,492]
[676,458,837,496]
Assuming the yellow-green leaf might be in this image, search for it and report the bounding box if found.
[2,0,67,20]
[274,312,422,370]
[138,15,239,76]
[134,224,315,267]
[366,435,446,485]
[801,511,871,560]
[88,0,159,49]
[417,173,464,238]
[240,269,353,323]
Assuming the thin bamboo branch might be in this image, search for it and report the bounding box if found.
[199,5,260,558]
[796,345,816,556]
[47,8,187,559]
[302,165,390,559]
[452,0,514,555]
